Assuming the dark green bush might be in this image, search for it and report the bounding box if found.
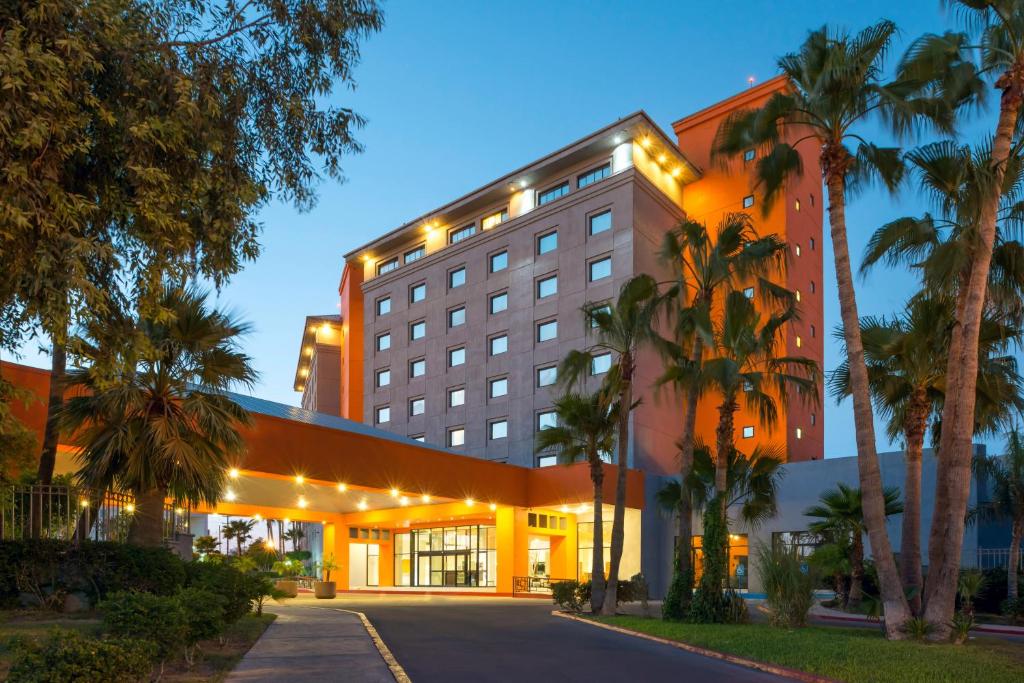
[1001,596,1024,623]
[185,560,258,624]
[102,591,186,662]
[551,580,586,612]
[177,587,226,664]
[662,567,693,621]
[7,627,155,683]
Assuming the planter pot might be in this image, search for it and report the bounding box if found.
[314,581,337,599]
[274,579,298,598]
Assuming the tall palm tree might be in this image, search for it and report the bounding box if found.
[830,297,1024,613]
[558,275,661,614]
[223,518,256,556]
[657,212,788,613]
[712,21,955,636]
[535,391,618,612]
[58,287,256,546]
[283,524,306,552]
[804,484,904,607]
[974,428,1024,601]
[899,3,1024,633]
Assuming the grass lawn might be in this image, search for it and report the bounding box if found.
[590,616,1024,683]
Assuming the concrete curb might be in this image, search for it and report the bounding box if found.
[302,605,412,683]
[551,611,836,683]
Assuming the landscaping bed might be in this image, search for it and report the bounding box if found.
[587,616,1024,683]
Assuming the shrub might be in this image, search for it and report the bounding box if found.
[1001,596,1024,624]
[755,541,817,628]
[662,567,693,621]
[7,627,155,683]
[551,579,586,612]
[102,591,186,663]
[185,560,257,625]
[902,617,935,641]
[176,587,226,665]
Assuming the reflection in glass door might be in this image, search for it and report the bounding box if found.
[528,536,550,578]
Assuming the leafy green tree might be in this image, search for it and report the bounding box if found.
[712,20,956,637]
[283,524,306,552]
[536,391,618,612]
[223,519,258,556]
[58,287,256,546]
[974,428,1024,601]
[193,535,220,557]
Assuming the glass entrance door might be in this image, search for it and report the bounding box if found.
[528,536,550,578]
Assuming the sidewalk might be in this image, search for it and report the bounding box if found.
[227,603,397,682]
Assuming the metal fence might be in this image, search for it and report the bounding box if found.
[0,483,189,543]
[977,548,1024,572]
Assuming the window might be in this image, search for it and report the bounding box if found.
[589,304,611,328]
[377,257,399,275]
[589,257,612,282]
[743,286,755,299]
[447,427,465,447]
[489,377,508,399]
[795,199,801,212]
[810,193,815,206]
[489,419,508,440]
[410,397,425,416]
[376,406,391,424]
[410,282,426,303]
[742,426,755,439]
[810,237,815,251]
[409,358,426,378]
[449,267,466,289]
[537,231,558,255]
[795,244,802,257]
[537,366,557,387]
[537,320,557,342]
[810,324,816,338]
[811,413,817,426]
[404,245,425,264]
[449,224,476,244]
[537,411,557,431]
[490,250,508,273]
[537,181,569,206]
[591,353,612,375]
[489,291,508,314]
[796,335,802,348]
[376,333,391,351]
[742,195,755,209]
[796,289,802,302]
[411,434,426,443]
[410,320,426,340]
[375,368,391,387]
[589,210,612,235]
[482,208,508,230]
[577,163,611,188]
[537,454,557,467]
[448,306,466,328]
[743,149,756,163]
[810,280,816,294]
[448,387,465,407]
[376,296,391,316]
[537,274,558,299]
[489,334,508,356]
[795,427,803,439]
[448,347,466,367]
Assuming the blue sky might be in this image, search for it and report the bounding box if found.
[9,0,1014,457]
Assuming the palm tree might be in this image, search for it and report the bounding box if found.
[657,212,788,613]
[974,428,1024,601]
[535,391,618,612]
[804,484,904,607]
[712,21,955,636]
[222,518,256,556]
[58,286,256,546]
[558,275,661,614]
[283,524,306,552]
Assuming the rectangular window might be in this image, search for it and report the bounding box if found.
[376,296,391,316]
[589,210,612,235]
[410,283,427,304]
[449,347,466,367]
[409,358,426,378]
[796,289,802,302]
[537,231,558,255]
[743,195,755,209]
[591,352,612,375]
[448,387,465,407]
[537,320,557,343]
[410,320,426,340]
[489,334,508,356]
[537,411,557,431]
[743,149,756,163]
[489,250,508,273]
[377,257,399,275]
[376,333,391,352]
[810,237,816,251]
[489,377,508,399]
[376,368,391,387]
[448,306,466,328]
[449,224,476,244]
[811,413,817,426]
[537,366,557,387]
[410,397,425,416]
[449,267,466,289]
[447,427,465,447]
[537,274,558,299]
[537,454,557,467]
[489,419,508,440]
[589,303,611,328]
[411,435,426,443]
[404,245,425,264]
[577,163,611,188]
[795,427,803,439]
[795,199,801,212]
[796,335,802,348]
[490,291,508,314]
[482,208,509,231]
[811,324,816,338]
[537,181,569,206]
[795,244,802,257]
[810,280,816,294]
[743,286,755,299]
[376,406,391,424]
[742,426,755,439]
[589,257,612,282]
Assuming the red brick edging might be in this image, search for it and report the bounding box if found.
[551,611,837,683]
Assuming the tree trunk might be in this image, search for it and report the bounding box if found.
[675,337,703,605]
[901,390,929,616]
[37,334,67,485]
[601,370,632,615]
[589,456,606,613]
[825,168,911,638]
[849,532,865,607]
[127,487,166,547]
[1009,520,1021,602]
[923,71,1024,639]
[714,396,736,503]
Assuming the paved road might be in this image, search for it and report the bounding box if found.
[306,595,786,683]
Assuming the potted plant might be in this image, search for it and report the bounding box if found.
[272,559,300,598]
[314,555,340,599]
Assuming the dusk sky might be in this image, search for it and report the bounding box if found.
[10,0,1014,457]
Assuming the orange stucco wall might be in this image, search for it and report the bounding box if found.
[338,264,364,422]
